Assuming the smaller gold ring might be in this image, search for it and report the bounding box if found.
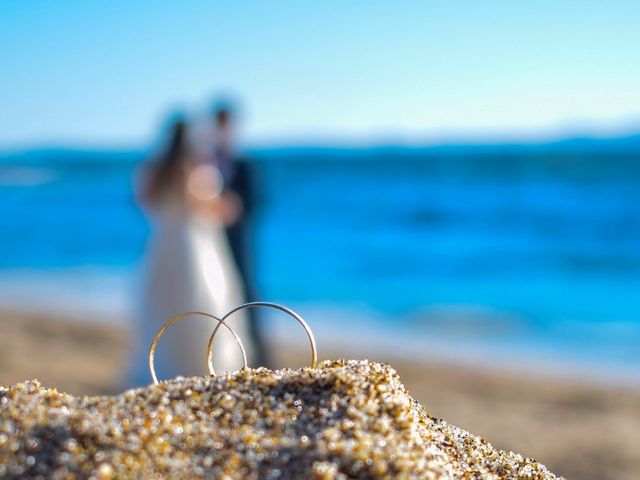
[207,302,317,374]
[149,311,248,384]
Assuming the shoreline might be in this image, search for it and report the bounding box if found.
[1,297,639,390]
[264,303,640,390]
[1,266,638,382]
[1,307,639,479]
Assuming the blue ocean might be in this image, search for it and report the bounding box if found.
[1,140,639,381]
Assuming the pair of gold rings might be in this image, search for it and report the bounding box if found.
[148,302,318,384]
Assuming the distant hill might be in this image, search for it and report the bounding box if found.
[1,132,640,164]
[253,132,640,158]
[0,147,145,166]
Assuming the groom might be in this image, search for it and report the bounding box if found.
[203,101,270,368]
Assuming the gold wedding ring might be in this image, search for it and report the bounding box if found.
[148,311,248,384]
[206,302,317,374]
[148,303,317,383]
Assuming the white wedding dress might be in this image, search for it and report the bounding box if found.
[128,190,251,386]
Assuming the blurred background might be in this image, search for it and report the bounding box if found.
[1,2,639,479]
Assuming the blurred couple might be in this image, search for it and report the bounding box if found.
[128,103,268,386]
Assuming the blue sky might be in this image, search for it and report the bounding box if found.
[1,1,640,147]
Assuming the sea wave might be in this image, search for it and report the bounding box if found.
[0,167,58,186]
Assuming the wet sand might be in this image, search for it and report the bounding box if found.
[0,309,638,480]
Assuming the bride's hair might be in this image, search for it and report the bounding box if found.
[146,120,188,202]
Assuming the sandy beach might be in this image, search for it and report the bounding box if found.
[1,309,638,480]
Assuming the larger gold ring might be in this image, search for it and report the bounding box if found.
[207,302,317,374]
[149,311,248,384]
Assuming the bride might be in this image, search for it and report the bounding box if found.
[128,119,251,386]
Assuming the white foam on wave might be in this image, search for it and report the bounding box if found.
[0,268,133,324]
[0,167,59,186]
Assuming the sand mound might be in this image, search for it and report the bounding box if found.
[0,360,560,479]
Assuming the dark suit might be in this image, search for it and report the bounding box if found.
[225,159,270,367]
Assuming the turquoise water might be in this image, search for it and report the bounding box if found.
[1,143,639,380]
